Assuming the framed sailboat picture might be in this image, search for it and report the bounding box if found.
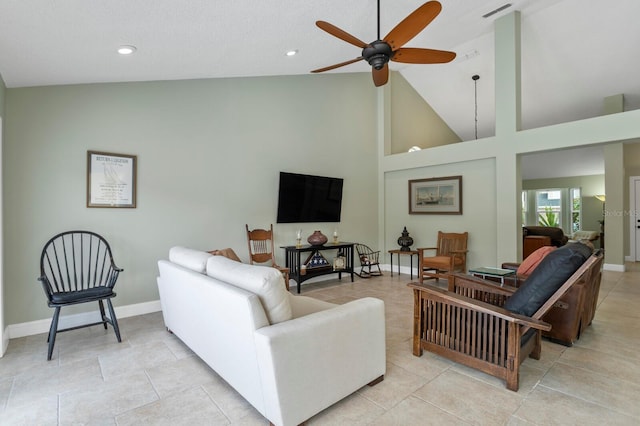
[408,176,462,215]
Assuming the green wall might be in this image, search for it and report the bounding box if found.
[389,73,461,154]
[3,73,386,326]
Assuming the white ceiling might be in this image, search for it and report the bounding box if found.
[1,0,637,177]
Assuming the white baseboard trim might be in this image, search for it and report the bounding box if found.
[1,326,8,357]
[603,263,626,272]
[7,300,162,339]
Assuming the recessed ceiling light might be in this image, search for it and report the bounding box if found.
[286,49,298,57]
[117,45,137,55]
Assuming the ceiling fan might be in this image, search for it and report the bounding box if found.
[311,0,456,87]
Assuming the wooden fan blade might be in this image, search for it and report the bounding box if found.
[316,21,368,48]
[372,64,389,87]
[311,57,364,73]
[384,1,442,50]
[392,47,456,64]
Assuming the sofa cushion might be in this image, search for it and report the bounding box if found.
[206,255,292,324]
[570,230,599,241]
[169,246,213,274]
[504,242,592,317]
[516,245,556,276]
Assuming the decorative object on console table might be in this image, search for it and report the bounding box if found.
[408,175,462,215]
[307,230,328,246]
[296,229,302,248]
[333,229,339,244]
[397,226,414,251]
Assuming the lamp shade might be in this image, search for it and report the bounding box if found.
[594,194,606,202]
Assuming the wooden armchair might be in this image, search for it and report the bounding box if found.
[246,224,290,290]
[418,231,468,283]
[409,247,603,391]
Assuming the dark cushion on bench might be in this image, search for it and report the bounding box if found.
[504,242,592,316]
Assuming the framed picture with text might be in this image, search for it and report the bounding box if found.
[87,150,137,208]
[408,175,462,215]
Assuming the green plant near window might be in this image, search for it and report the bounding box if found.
[538,206,559,227]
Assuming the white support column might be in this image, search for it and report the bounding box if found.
[494,11,522,262]
[494,11,521,137]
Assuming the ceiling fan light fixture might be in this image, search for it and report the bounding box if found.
[311,0,455,87]
[117,45,137,55]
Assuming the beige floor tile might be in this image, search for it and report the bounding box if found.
[386,339,454,381]
[202,375,263,422]
[145,355,221,399]
[116,385,228,425]
[540,363,640,419]
[99,339,177,380]
[413,369,522,425]
[7,357,103,409]
[357,363,429,410]
[369,395,469,425]
[307,392,386,425]
[513,385,637,425]
[59,372,158,424]
[0,395,59,425]
[557,345,640,384]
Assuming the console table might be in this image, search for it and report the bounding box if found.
[281,242,355,293]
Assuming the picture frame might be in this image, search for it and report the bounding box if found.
[408,175,462,215]
[87,150,137,208]
[333,256,346,271]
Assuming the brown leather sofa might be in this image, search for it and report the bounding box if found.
[501,245,603,346]
[522,226,568,258]
[523,226,569,246]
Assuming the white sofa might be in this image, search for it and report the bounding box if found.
[157,247,386,426]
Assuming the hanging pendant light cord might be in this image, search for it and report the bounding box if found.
[377,0,381,40]
[472,74,480,139]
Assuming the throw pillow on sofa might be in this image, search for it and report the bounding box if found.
[516,245,556,276]
[208,247,242,262]
[504,242,592,317]
[206,255,292,324]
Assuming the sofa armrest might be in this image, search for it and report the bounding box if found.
[253,297,385,426]
[288,294,337,318]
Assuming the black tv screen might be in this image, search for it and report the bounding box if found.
[276,172,343,223]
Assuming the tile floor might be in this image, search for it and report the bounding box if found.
[1,263,639,425]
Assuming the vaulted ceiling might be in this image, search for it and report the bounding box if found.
[1,0,638,174]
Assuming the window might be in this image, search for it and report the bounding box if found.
[522,187,583,234]
[536,190,561,227]
[570,188,581,232]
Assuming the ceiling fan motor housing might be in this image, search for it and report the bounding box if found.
[362,41,393,70]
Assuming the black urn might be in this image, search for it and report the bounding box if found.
[397,226,414,251]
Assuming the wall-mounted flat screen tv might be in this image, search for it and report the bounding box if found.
[276,172,343,223]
